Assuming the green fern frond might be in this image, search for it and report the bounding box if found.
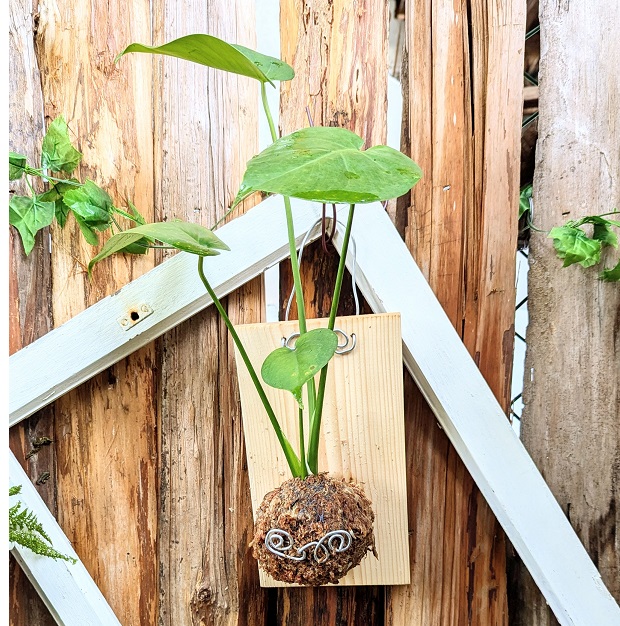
[9,486,76,563]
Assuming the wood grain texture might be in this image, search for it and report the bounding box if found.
[31,0,158,623]
[278,0,389,620]
[512,2,620,624]
[9,1,56,623]
[235,314,409,587]
[387,0,524,623]
[151,1,267,623]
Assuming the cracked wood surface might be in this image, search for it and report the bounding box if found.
[386,1,524,624]
[512,2,620,624]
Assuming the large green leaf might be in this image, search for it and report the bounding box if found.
[116,34,294,84]
[548,226,601,268]
[9,195,55,255]
[9,152,27,180]
[41,116,82,174]
[232,126,423,207]
[261,329,338,407]
[88,221,229,274]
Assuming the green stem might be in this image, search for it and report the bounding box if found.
[197,257,302,477]
[298,407,307,479]
[260,82,316,424]
[307,204,356,473]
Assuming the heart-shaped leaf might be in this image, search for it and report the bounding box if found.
[261,328,338,407]
[232,126,422,208]
[116,34,294,84]
[41,116,82,174]
[88,221,229,274]
[9,195,55,255]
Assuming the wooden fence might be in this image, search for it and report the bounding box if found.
[9,0,524,624]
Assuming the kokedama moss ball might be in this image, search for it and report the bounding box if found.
[251,473,376,586]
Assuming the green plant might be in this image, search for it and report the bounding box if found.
[9,486,76,563]
[86,33,422,479]
[518,188,619,282]
[9,116,147,255]
[548,212,620,281]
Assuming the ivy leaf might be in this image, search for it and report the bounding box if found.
[9,152,28,180]
[232,126,423,208]
[88,221,229,274]
[519,184,532,219]
[599,259,620,282]
[62,180,114,231]
[39,180,78,228]
[9,195,55,255]
[119,201,151,255]
[548,226,601,268]
[41,116,82,174]
[116,34,294,85]
[261,329,339,408]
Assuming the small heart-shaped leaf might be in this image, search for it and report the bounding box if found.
[261,328,338,407]
[232,126,422,208]
[116,34,294,85]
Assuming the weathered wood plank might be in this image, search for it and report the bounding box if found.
[33,0,158,623]
[9,452,122,626]
[512,2,620,624]
[9,1,57,622]
[332,204,620,626]
[150,2,268,622]
[387,0,525,622]
[235,314,409,587]
[278,0,389,620]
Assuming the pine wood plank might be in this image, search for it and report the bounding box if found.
[235,313,409,587]
[513,2,620,623]
[33,1,158,623]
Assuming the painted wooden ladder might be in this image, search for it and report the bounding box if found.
[9,198,620,625]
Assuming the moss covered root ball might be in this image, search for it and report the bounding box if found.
[251,474,376,586]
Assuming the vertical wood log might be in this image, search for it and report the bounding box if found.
[30,1,158,623]
[9,2,56,623]
[387,0,524,624]
[152,2,267,623]
[511,3,620,624]
[277,0,388,622]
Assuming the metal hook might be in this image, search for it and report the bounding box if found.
[280,329,357,355]
[334,329,357,355]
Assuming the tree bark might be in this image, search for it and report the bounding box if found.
[511,3,620,624]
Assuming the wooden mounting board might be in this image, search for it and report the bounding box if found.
[234,313,409,587]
